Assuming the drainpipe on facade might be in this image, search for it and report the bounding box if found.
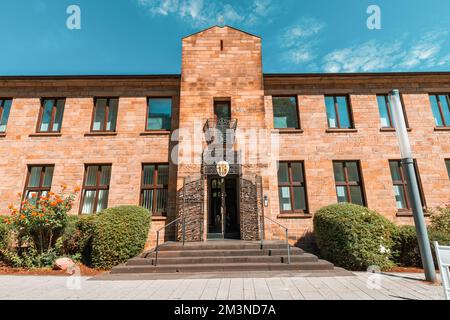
[389,89,437,283]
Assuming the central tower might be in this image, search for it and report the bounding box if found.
[177,26,266,241]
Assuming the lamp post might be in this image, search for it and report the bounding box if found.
[389,90,436,283]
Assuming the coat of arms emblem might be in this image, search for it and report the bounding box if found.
[216,161,230,177]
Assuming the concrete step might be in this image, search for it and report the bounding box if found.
[156,241,289,251]
[127,253,318,266]
[144,247,304,258]
[111,260,334,274]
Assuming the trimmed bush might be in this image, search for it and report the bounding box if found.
[314,203,395,271]
[0,220,10,250]
[391,225,422,267]
[429,204,450,234]
[91,206,151,269]
[61,215,96,264]
[391,225,450,268]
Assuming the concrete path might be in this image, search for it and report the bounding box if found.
[0,272,445,300]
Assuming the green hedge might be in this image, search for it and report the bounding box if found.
[91,206,151,269]
[61,215,96,265]
[391,225,422,267]
[313,203,395,271]
[392,205,450,267]
[392,226,450,267]
[0,220,10,250]
[429,205,450,234]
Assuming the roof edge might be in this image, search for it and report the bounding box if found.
[264,71,450,78]
[0,74,181,80]
[182,25,260,39]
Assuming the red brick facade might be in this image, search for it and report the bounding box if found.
[1,26,449,249]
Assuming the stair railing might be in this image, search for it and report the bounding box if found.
[153,215,204,266]
[259,215,291,264]
[154,216,182,267]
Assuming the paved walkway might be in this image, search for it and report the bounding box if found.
[0,272,444,300]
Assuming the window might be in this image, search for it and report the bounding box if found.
[146,98,172,130]
[91,98,118,132]
[140,164,169,215]
[333,161,365,206]
[214,100,231,120]
[325,95,353,129]
[37,99,65,133]
[277,162,308,213]
[389,160,425,211]
[24,165,54,204]
[429,94,450,127]
[0,98,12,133]
[273,96,300,129]
[445,159,450,180]
[80,165,111,214]
[376,94,409,129]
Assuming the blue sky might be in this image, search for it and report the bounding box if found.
[1,0,450,75]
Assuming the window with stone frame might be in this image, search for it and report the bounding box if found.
[23,165,54,205]
[376,94,409,129]
[140,164,169,216]
[429,94,450,128]
[333,161,366,206]
[146,98,172,131]
[277,161,308,213]
[272,96,300,129]
[388,160,425,212]
[325,95,354,129]
[446,159,450,179]
[37,99,65,133]
[0,98,12,133]
[91,98,118,132]
[80,165,112,214]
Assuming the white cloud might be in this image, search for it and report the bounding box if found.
[438,54,450,66]
[137,0,275,27]
[280,18,325,64]
[281,18,325,47]
[323,40,403,73]
[322,31,450,72]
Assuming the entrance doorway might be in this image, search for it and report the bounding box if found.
[207,176,240,239]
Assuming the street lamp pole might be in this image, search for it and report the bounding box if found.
[389,89,436,283]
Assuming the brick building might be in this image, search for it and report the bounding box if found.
[1,26,450,249]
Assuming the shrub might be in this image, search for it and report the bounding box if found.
[429,204,450,234]
[391,225,422,267]
[0,220,10,250]
[391,225,450,268]
[61,215,96,264]
[91,206,151,269]
[1,186,79,268]
[5,186,78,254]
[314,203,395,271]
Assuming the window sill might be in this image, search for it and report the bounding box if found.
[396,210,430,217]
[29,132,62,137]
[326,128,358,133]
[272,129,304,134]
[152,215,167,221]
[84,132,117,137]
[140,130,171,136]
[0,133,6,138]
[277,213,312,219]
[434,127,450,132]
[380,128,412,132]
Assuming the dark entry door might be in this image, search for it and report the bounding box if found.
[208,177,239,239]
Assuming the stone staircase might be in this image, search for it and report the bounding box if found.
[110,240,338,275]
